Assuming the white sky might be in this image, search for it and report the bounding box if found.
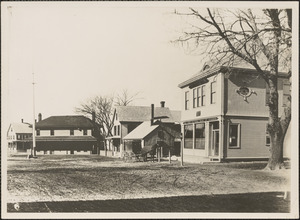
[2,2,207,125]
[2,1,298,126]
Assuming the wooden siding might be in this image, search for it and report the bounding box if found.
[181,73,222,122]
[38,129,92,136]
[225,118,270,158]
[226,73,288,117]
[121,122,142,139]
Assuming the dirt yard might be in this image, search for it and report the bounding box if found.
[6,154,290,204]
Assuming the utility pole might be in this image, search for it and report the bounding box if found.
[31,72,36,157]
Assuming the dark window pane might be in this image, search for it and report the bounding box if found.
[195,123,205,149]
[229,124,238,147]
[184,124,193,149]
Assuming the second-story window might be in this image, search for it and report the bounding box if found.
[50,130,54,136]
[196,85,206,107]
[211,81,216,104]
[185,91,189,110]
[114,126,117,136]
[193,88,197,108]
[117,125,120,136]
[70,129,74,136]
[37,129,40,136]
[83,129,87,135]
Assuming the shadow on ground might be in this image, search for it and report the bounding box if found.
[7,191,290,213]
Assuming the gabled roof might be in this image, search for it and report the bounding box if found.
[123,121,159,140]
[36,115,94,129]
[9,123,32,134]
[178,65,289,89]
[115,106,181,123]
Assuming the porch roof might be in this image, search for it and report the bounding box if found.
[123,121,159,140]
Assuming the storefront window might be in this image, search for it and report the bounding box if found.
[184,124,193,149]
[195,123,205,149]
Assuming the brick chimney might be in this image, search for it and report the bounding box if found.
[160,101,165,108]
[38,113,42,122]
[151,104,154,126]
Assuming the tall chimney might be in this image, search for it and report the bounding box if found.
[160,101,165,108]
[92,111,96,122]
[38,113,42,122]
[151,104,154,126]
[21,119,24,123]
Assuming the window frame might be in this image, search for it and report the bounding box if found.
[228,123,241,149]
[185,91,190,110]
[193,88,197,108]
[211,81,217,104]
[194,123,205,149]
[83,129,87,135]
[184,124,193,149]
[266,124,270,146]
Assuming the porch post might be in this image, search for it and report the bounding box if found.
[219,117,224,162]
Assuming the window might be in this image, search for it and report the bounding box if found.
[194,85,206,107]
[282,79,290,107]
[266,83,270,105]
[229,124,240,148]
[211,81,216,104]
[195,123,205,149]
[83,129,87,135]
[185,91,189,110]
[36,130,40,136]
[117,125,120,136]
[201,85,206,106]
[70,129,74,136]
[114,126,117,135]
[193,89,197,108]
[266,124,270,146]
[17,135,20,139]
[184,124,193,149]
[50,130,54,136]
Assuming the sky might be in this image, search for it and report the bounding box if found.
[2,2,207,126]
[2,1,297,127]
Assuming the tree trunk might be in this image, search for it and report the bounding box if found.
[265,76,289,170]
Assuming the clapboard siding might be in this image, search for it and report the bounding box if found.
[226,118,270,158]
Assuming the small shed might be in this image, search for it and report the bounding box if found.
[123,121,179,162]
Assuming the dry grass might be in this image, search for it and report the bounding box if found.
[6,155,290,203]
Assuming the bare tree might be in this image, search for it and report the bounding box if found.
[115,89,142,106]
[174,8,292,170]
[75,95,115,152]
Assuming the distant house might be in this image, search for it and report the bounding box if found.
[7,120,32,153]
[106,101,181,157]
[26,113,98,155]
[178,64,290,163]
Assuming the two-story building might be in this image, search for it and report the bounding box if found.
[178,64,290,163]
[106,102,181,157]
[26,113,98,155]
[7,120,32,153]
